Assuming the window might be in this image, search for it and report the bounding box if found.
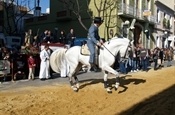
[157,9,161,23]
[170,16,173,28]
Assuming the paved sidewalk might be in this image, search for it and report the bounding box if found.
[0,60,174,91]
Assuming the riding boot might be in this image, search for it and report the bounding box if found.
[90,63,101,72]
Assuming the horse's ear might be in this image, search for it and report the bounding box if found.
[129,40,135,50]
[130,40,134,44]
[129,40,134,46]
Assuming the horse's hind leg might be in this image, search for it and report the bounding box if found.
[73,63,83,89]
[68,63,82,92]
[68,76,79,92]
[103,71,112,93]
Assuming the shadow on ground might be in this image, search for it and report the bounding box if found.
[79,74,146,93]
[119,84,175,115]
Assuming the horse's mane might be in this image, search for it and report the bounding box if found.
[104,37,129,46]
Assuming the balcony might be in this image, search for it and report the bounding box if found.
[118,3,156,24]
[147,15,157,24]
[118,3,144,20]
[56,10,72,21]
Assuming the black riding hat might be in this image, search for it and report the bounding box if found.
[94,17,103,24]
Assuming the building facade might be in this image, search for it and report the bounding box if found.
[154,0,175,48]
[27,0,175,50]
[0,1,31,35]
[117,0,156,48]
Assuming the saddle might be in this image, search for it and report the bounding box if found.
[81,44,90,55]
[80,43,100,66]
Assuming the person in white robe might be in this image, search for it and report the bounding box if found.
[39,44,51,80]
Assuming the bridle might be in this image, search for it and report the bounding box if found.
[118,44,131,62]
[102,41,132,62]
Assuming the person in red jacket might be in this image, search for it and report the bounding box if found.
[28,54,36,80]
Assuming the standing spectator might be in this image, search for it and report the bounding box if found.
[153,47,159,70]
[27,54,36,80]
[67,28,76,47]
[130,48,137,72]
[47,30,54,43]
[47,48,53,78]
[135,46,141,71]
[39,44,51,80]
[33,33,39,48]
[2,47,10,70]
[140,46,148,71]
[24,29,33,46]
[24,32,29,46]
[159,48,164,67]
[119,60,127,74]
[59,30,66,44]
[40,29,48,43]
[167,48,173,67]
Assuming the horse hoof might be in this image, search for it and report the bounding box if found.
[114,87,118,91]
[76,84,80,89]
[114,83,119,91]
[107,90,112,93]
[106,88,112,93]
[72,86,78,92]
[73,89,78,92]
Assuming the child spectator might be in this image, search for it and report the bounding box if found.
[27,54,36,80]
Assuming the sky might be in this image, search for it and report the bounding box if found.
[17,0,50,13]
[40,0,50,13]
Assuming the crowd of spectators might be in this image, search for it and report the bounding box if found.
[0,27,174,82]
[116,45,174,75]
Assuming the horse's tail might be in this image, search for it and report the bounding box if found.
[50,49,68,74]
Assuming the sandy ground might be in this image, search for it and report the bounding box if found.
[0,67,175,115]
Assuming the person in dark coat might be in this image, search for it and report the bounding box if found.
[159,48,164,67]
[67,28,76,47]
[59,30,66,44]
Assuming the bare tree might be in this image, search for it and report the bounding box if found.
[0,0,34,35]
[94,0,120,38]
[57,0,92,31]
[57,0,121,38]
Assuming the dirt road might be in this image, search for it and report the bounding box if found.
[0,67,175,115]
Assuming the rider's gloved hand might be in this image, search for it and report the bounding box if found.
[97,42,102,47]
[99,39,104,44]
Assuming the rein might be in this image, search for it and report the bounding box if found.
[102,43,130,61]
[102,44,115,57]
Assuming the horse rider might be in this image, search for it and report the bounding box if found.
[87,17,103,72]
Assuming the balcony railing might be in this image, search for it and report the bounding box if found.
[148,15,157,23]
[118,3,143,19]
[118,3,156,24]
[118,3,134,16]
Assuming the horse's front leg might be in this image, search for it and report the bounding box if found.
[103,71,112,93]
[102,65,120,91]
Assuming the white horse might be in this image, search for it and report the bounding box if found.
[50,37,132,93]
